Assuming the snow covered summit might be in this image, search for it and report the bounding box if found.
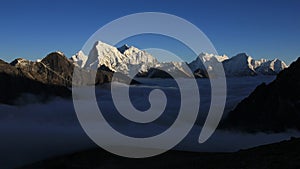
[72,41,158,76]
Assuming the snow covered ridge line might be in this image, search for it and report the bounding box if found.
[72,41,288,77]
[222,53,288,76]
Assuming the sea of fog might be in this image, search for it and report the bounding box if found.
[1,76,299,169]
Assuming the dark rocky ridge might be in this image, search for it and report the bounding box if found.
[18,137,300,169]
[222,57,300,132]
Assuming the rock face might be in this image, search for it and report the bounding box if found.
[222,57,300,132]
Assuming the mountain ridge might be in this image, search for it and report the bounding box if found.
[73,41,288,78]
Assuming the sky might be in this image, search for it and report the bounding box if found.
[0,0,299,64]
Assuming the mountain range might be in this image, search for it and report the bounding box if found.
[0,41,289,105]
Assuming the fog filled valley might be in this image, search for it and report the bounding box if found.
[2,76,300,169]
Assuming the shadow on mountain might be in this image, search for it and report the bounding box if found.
[222,57,300,132]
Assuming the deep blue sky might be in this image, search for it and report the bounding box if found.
[0,0,299,64]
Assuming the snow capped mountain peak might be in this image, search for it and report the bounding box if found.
[84,41,127,71]
[72,41,158,75]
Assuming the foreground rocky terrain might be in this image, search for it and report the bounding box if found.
[18,137,300,169]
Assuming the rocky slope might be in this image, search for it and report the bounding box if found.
[0,58,71,105]
[11,52,74,87]
[222,57,300,132]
